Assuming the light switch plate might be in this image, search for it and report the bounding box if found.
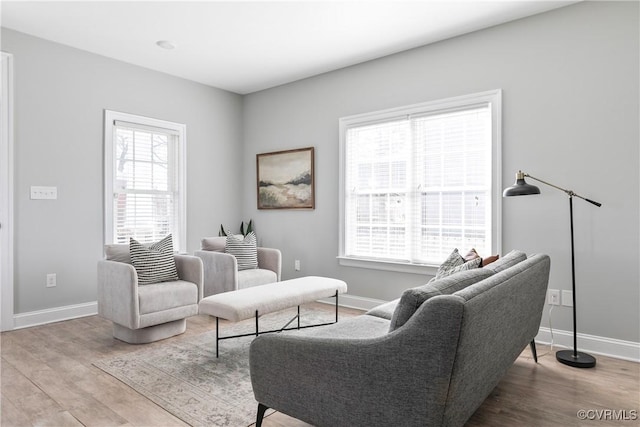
[30,186,57,200]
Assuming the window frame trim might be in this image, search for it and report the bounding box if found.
[338,90,502,274]
[103,110,187,252]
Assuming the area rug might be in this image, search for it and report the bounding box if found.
[93,306,335,427]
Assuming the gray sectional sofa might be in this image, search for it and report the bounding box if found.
[250,250,551,427]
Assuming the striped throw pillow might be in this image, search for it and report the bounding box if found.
[225,232,258,270]
[129,235,179,285]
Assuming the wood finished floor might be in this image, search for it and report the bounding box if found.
[1,303,638,427]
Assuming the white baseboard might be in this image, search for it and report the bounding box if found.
[535,327,639,363]
[13,301,98,330]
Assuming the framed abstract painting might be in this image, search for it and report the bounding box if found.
[256,147,315,209]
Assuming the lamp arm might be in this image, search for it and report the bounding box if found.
[524,173,602,207]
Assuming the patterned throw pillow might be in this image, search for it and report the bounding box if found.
[464,248,480,261]
[446,256,482,276]
[129,235,179,285]
[435,248,482,280]
[434,249,465,279]
[225,232,258,270]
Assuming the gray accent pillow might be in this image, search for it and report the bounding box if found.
[389,284,443,331]
[225,232,258,270]
[389,268,495,331]
[129,235,179,285]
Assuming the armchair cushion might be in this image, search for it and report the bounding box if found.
[138,280,199,315]
[238,268,278,288]
[129,235,179,285]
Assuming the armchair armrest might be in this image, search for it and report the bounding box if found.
[97,260,140,329]
[194,250,239,297]
[174,254,204,301]
[257,247,281,280]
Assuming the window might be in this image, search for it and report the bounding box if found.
[104,110,186,252]
[338,90,501,273]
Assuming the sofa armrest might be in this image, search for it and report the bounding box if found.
[97,260,139,329]
[257,247,281,280]
[194,250,239,297]
[174,254,204,301]
[250,295,464,427]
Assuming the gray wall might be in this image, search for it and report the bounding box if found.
[242,2,639,342]
[2,29,244,314]
[3,2,638,344]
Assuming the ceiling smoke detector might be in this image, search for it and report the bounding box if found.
[156,40,176,50]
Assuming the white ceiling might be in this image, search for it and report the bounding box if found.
[1,1,577,94]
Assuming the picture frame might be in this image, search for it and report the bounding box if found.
[256,147,315,210]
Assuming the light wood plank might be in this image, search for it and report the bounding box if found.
[1,303,638,427]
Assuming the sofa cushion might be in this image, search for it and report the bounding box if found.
[138,280,199,315]
[482,250,527,274]
[389,268,494,331]
[225,232,258,270]
[365,298,400,320]
[295,315,390,340]
[130,235,179,285]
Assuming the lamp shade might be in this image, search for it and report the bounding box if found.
[503,171,540,197]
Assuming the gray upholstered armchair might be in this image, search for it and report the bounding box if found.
[97,244,203,344]
[194,237,281,297]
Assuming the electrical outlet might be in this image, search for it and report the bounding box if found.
[547,289,560,305]
[294,260,301,271]
[562,290,573,307]
[46,273,56,288]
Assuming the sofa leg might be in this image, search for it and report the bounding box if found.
[256,403,269,427]
[529,340,538,363]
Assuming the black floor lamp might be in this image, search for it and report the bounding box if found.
[503,171,601,368]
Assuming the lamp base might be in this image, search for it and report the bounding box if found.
[556,349,596,368]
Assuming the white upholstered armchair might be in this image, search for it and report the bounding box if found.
[195,236,281,297]
[97,244,203,344]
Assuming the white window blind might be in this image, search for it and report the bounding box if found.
[339,91,501,271]
[104,111,186,251]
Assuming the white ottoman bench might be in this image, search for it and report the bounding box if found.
[198,276,348,357]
